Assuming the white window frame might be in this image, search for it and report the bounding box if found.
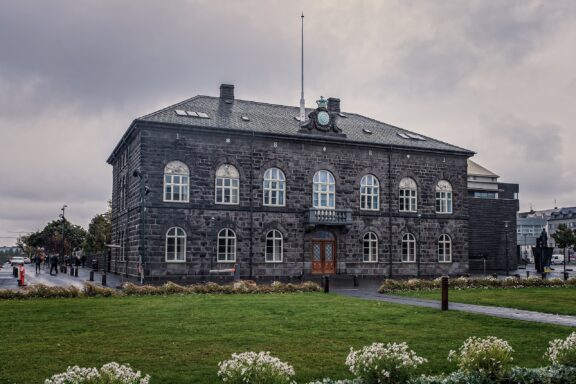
[217,228,236,262]
[265,230,283,263]
[165,227,186,262]
[363,232,378,263]
[435,180,453,214]
[360,175,380,211]
[401,233,416,262]
[313,170,336,209]
[438,234,452,263]
[163,161,190,203]
[399,178,417,212]
[263,168,286,207]
[215,164,239,205]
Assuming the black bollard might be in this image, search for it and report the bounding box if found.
[564,272,569,281]
[70,267,74,276]
[441,276,449,311]
[323,276,330,293]
[13,267,18,277]
[74,268,78,277]
[89,270,94,282]
[526,271,530,278]
[102,274,107,286]
[353,275,359,287]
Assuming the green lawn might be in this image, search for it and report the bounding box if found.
[0,293,572,384]
[394,287,576,316]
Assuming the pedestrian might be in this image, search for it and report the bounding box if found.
[81,255,86,268]
[50,254,58,275]
[34,251,42,274]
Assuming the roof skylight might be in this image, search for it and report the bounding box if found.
[187,111,199,117]
[397,132,426,141]
[175,110,187,116]
[197,112,209,119]
[241,116,250,122]
[362,128,373,134]
[338,112,347,118]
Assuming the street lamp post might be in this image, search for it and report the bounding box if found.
[504,221,510,276]
[60,205,67,269]
[417,213,422,278]
[132,170,150,285]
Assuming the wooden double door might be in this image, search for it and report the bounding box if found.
[311,238,336,275]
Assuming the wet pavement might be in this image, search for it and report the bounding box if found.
[0,261,129,290]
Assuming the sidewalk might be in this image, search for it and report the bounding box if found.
[333,287,576,327]
[1,262,130,290]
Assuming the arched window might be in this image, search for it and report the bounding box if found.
[217,228,236,262]
[360,175,380,211]
[265,230,283,262]
[215,164,239,205]
[313,170,335,209]
[164,161,189,202]
[363,232,378,262]
[401,233,416,262]
[399,178,417,212]
[165,227,186,262]
[435,180,453,214]
[438,234,452,263]
[263,168,286,207]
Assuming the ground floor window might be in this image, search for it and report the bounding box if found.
[217,228,236,262]
[363,232,378,262]
[438,234,452,262]
[166,227,186,262]
[265,230,283,262]
[401,233,416,262]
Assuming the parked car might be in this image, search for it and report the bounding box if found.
[9,256,25,266]
[23,257,31,264]
[551,254,565,265]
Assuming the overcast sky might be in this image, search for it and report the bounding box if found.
[1,0,575,246]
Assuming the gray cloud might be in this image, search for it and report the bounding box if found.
[1,0,575,245]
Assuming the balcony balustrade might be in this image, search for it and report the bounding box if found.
[306,208,353,226]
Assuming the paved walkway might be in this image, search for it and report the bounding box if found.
[0,262,129,290]
[333,287,576,327]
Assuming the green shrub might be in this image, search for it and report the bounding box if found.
[346,342,427,384]
[448,336,514,380]
[545,331,576,367]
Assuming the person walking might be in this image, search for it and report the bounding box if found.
[34,251,42,274]
[49,254,58,275]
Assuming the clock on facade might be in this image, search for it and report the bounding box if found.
[317,111,330,126]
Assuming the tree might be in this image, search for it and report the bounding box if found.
[83,209,112,255]
[552,224,576,262]
[19,219,88,256]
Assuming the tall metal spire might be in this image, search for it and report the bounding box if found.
[299,12,306,123]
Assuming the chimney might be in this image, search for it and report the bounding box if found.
[327,97,340,113]
[220,84,235,101]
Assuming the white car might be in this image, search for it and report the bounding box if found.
[9,256,25,266]
[551,254,565,265]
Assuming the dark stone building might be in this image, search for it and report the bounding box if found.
[107,84,475,282]
[466,160,519,272]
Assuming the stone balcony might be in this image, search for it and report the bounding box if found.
[306,208,353,226]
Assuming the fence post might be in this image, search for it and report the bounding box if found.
[323,276,330,293]
[353,275,359,287]
[89,270,94,282]
[441,276,449,311]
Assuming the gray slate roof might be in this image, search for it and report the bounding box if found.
[136,95,474,155]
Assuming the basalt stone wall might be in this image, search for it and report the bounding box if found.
[110,124,470,280]
[468,197,519,272]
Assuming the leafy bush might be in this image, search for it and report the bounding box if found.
[217,351,295,384]
[83,283,117,297]
[44,362,149,384]
[306,379,363,384]
[448,336,514,380]
[346,342,427,384]
[545,331,576,367]
[509,365,576,384]
[378,276,572,294]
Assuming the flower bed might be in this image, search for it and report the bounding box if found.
[0,280,321,300]
[44,333,576,384]
[378,276,576,293]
